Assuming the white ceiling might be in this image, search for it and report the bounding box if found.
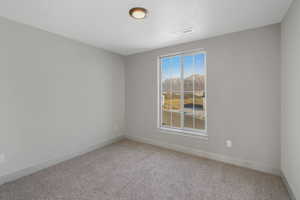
[0,0,292,55]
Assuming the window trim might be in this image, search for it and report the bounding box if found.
[157,49,208,137]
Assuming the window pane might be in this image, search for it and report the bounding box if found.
[195,54,205,75]
[195,110,205,130]
[162,110,171,126]
[194,53,206,130]
[194,92,204,111]
[162,92,172,110]
[172,112,181,128]
[162,79,171,92]
[183,55,194,91]
[171,91,181,111]
[184,113,193,128]
[194,54,205,91]
[194,75,205,91]
[195,92,205,130]
[161,57,172,92]
[184,92,193,113]
[184,78,193,91]
[171,56,181,90]
[183,55,193,78]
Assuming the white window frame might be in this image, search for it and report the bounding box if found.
[157,49,208,138]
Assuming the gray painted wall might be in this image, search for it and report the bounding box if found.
[281,0,300,198]
[125,24,281,173]
[0,17,125,179]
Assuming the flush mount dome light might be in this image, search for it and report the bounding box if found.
[129,7,148,19]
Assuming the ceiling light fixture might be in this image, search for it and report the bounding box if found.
[129,7,148,19]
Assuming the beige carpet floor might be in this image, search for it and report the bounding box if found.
[0,139,289,200]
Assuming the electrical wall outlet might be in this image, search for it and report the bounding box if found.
[0,153,5,163]
[226,140,232,148]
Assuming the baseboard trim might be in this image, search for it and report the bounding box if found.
[281,172,296,200]
[125,135,281,176]
[0,135,125,186]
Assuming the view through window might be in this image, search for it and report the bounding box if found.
[159,51,206,134]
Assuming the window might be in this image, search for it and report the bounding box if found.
[158,51,207,136]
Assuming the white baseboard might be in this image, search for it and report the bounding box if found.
[0,135,125,186]
[281,172,296,200]
[125,135,281,176]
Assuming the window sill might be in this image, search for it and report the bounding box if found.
[159,127,208,141]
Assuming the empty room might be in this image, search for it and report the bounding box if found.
[0,0,299,199]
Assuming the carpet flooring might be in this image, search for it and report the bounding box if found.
[0,139,289,200]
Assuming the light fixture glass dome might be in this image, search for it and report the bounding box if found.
[129,7,148,19]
